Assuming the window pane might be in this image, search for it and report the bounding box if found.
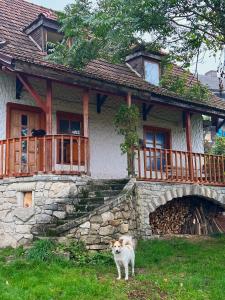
[59,120,70,133]
[21,128,28,136]
[155,133,165,149]
[144,61,159,86]
[21,115,28,126]
[71,121,81,135]
[146,133,154,148]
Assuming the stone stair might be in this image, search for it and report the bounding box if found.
[38,179,129,237]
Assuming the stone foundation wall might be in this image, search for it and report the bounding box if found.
[136,181,225,238]
[0,175,88,248]
[61,179,140,250]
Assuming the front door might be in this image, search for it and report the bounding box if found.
[7,104,45,174]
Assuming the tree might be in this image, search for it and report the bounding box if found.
[49,0,225,69]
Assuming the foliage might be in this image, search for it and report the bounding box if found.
[49,0,225,69]
[114,104,140,175]
[160,64,210,101]
[1,238,225,299]
[57,240,113,266]
[211,136,225,155]
[26,239,56,262]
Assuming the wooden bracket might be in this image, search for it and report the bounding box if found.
[142,103,153,121]
[16,78,23,99]
[16,74,48,113]
[97,93,108,113]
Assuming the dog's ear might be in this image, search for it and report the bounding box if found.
[109,240,115,247]
[119,238,124,245]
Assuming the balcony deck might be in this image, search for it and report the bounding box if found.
[0,135,89,178]
[134,147,225,186]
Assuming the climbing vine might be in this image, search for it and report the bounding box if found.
[114,104,140,176]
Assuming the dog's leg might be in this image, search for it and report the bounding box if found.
[131,256,135,277]
[115,262,121,280]
[124,262,129,280]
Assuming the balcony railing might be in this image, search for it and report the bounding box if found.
[134,147,225,186]
[0,135,89,178]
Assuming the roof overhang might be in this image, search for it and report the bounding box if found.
[1,57,225,118]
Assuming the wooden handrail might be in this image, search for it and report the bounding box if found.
[0,135,89,178]
[134,147,225,186]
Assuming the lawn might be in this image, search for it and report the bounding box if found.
[0,236,225,300]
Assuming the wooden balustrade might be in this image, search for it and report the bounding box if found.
[134,147,225,185]
[0,135,89,178]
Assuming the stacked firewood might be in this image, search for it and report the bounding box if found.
[149,197,225,235]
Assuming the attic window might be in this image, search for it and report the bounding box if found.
[144,60,160,86]
[24,13,62,52]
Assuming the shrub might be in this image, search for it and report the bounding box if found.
[26,239,56,262]
[211,136,225,155]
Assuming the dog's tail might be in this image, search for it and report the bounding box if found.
[120,235,136,249]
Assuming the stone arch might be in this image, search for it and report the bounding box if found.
[147,185,225,213]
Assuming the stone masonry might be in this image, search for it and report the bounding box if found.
[1,175,225,249]
[0,175,89,248]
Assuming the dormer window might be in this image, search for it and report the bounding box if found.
[144,60,160,86]
[24,13,62,53]
[126,49,164,87]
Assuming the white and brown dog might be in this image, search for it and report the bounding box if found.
[110,235,135,280]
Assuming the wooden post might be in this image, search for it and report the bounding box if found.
[185,112,193,180]
[127,92,132,107]
[46,80,52,134]
[83,90,90,174]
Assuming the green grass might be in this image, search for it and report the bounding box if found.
[0,236,225,300]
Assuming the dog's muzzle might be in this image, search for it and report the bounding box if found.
[115,250,121,254]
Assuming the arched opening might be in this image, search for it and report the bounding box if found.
[149,196,225,235]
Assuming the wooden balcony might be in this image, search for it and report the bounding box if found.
[0,135,89,178]
[134,147,225,186]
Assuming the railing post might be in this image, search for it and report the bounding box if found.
[83,90,90,175]
[185,112,193,181]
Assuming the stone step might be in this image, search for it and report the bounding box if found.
[76,197,105,205]
[75,203,101,212]
[82,183,126,192]
[82,190,122,198]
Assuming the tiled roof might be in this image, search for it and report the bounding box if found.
[0,0,225,113]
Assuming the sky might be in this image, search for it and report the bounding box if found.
[28,0,221,75]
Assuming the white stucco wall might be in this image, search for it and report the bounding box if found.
[0,71,204,178]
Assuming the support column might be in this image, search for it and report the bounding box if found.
[127,92,132,107]
[83,90,90,175]
[46,80,52,134]
[185,112,193,180]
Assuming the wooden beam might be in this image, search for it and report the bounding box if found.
[185,112,192,152]
[142,103,153,121]
[127,92,132,107]
[185,111,193,180]
[16,74,47,113]
[46,80,53,134]
[96,94,108,113]
[83,90,89,138]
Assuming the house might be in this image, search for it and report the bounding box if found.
[0,0,225,249]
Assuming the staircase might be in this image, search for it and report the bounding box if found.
[39,179,129,237]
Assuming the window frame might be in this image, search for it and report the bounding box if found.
[56,111,83,136]
[143,125,171,150]
[144,59,160,86]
